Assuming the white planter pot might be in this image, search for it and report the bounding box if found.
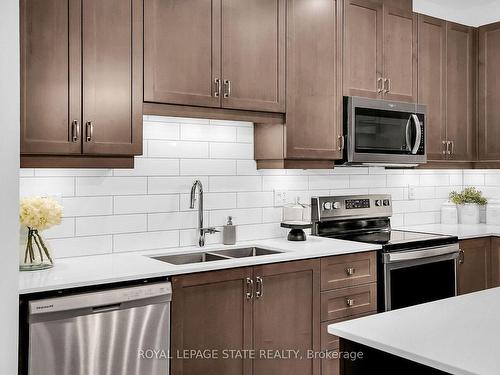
[457,204,480,224]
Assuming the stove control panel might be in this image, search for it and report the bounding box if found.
[311,194,392,222]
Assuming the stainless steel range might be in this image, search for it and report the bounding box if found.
[311,194,460,311]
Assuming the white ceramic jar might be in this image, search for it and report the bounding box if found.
[487,199,500,225]
[457,203,480,224]
[441,201,458,224]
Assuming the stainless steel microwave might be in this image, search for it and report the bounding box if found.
[341,96,427,167]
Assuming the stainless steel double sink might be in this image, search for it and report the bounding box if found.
[152,247,282,265]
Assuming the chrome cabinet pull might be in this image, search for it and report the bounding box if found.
[442,140,447,155]
[450,141,455,155]
[223,79,231,98]
[458,249,465,264]
[377,77,384,94]
[85,121,94,142]
[383,78,390,94]
[71,120,80,143]
[214,78,221,98]
[245,277,254,300]
[338,135,345,151]
[345,298,355,307]
[345,267,356,276]
[447,141,452,155]
[255,276,263,299]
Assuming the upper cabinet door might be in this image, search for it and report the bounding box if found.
[144,0,222,108]
[82,0,143,155]
[286,0,343,160]
[478,22,500,161]
[418,15,447,161]
[343,0,383,99]
[446,23,476,162]
[221,0,286,112]
[382,5,417,102]
[21,0,81,155]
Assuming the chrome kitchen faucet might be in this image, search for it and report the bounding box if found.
[190,180,219,247]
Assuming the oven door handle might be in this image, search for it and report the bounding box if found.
[384,245,459,263]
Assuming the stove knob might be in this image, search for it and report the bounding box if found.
[375,199,382,207]
[333,202,341,209]
[323,202,333,210]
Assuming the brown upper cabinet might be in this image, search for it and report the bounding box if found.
[255,0,343,169]
[144,0,285,114]
[21,0,143,167]
[478,22,500,162]
[418,17,476,163]
[343,0,417,103]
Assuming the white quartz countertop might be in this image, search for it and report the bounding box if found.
[328,287,500,375]
[19,236,380,294]
[397,223,500,240]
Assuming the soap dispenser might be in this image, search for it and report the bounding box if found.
[223,216,236,245]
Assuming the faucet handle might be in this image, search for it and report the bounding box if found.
[203,227,220,234]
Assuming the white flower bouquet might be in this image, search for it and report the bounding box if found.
[19,196,63,270]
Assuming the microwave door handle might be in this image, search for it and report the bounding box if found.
[411,114,422,155]
[405,116,412,153]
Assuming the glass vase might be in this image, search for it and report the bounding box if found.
[19,226,54,271]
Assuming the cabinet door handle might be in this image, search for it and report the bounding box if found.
[85,121,94,142]
[345,298,355,307]
[223,80,231,98]
[447,141,452,155]
[71,120,80,143]
[337,135,345,151]
[214,78,221,98]
[245,277,254,299]
[345,267,356,276]
[458,249,465,264]
[255,276,263,299]
[442,140,447,155]
[450,141,455,155]
[377,77,384,94]
[383,78,389,94]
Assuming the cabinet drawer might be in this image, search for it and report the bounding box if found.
[320,311,377,350]
[321,283,377,321]
[321,252,377,291]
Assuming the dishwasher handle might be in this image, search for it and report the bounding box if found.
[29,282,172,316]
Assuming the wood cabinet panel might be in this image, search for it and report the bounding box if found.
[320,283,377,321]
[253,260,320,375]
[144,0,221,108]
[320,252,377,291]
[343,0,383,99]
[382,5,417,102]
[20,0,81,155]
[418,15,447,161]
[82,0,142,155]
[458,238,491,295]
[478,22,500,161]
[171,268,253,375]
[221,0,285,112]
[490,237,500,288]
[446,23,476,162]
[285,0,342,160]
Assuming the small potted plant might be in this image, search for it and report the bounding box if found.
[449,187,487,224]
[19,196,63,271]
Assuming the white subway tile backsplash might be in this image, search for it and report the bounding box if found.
[25,115,500,259]
[148,140,209,158]
[180,159,237,176]
[114,195,179,214]
[113,231,179,253]
[76,177,147,196]
[76,214,147,236]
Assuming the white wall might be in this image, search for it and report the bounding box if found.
[414,0,500,27]
[0,0,19,373]
[20,115,473,259]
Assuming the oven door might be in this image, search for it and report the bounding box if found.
[345,96,427,166]
[382,245,459,311]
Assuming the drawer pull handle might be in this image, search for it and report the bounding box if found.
[345,298,355,307]
[345,267,356,276]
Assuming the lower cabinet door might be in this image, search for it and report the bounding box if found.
[458,238,491,295]
[253,260,321,375]
[171,267,253,375]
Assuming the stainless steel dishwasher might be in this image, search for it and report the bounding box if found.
[27,282,171,375]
